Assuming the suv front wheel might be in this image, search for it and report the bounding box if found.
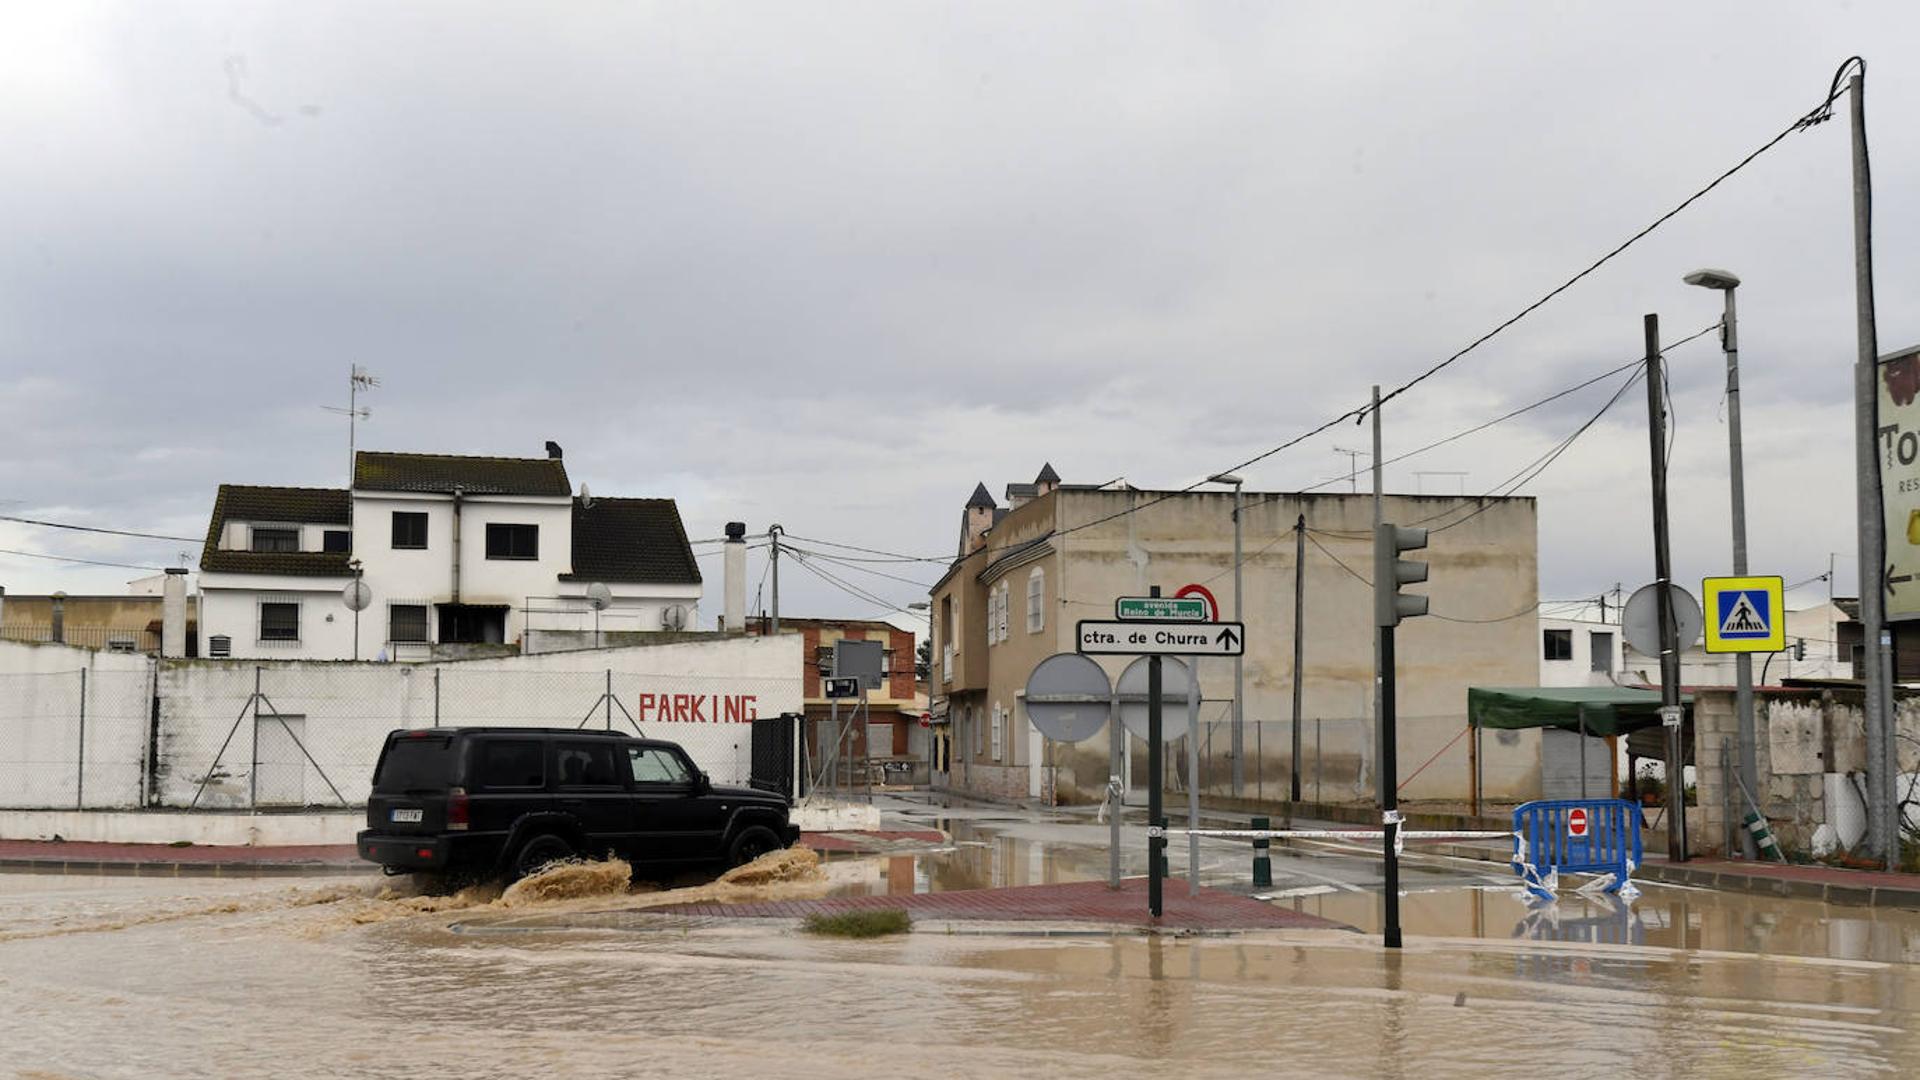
[511,833,574,881]
[727,825,782,867]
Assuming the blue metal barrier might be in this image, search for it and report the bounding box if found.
[1511,799,1643,899]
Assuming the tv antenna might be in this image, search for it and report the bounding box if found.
[1331,447,1367,494]
[322,365,380,486]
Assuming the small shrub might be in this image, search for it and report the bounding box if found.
[802,909,912,938]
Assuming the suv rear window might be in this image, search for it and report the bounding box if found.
[478,739,546,789]
[373,736,455,793]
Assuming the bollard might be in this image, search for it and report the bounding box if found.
[1251,815,1272,888]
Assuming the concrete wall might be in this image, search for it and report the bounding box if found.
[1691,686,1920,857]
[0,635,799,812]
[0,640,156,809]
[939,487,1539,804]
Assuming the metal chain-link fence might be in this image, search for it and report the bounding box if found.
[0,667,153,809]
[157,665,794,810]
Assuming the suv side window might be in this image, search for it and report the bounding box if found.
[628,746,691,786]
[554,742,621,788]
[477,739,545,789]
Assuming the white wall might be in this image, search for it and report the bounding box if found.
[1538,617,1622,687]
[153,634,801,809]
[0,640,154,809]
[197,576,359,661]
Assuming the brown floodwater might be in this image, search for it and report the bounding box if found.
[3,839,1919,1079]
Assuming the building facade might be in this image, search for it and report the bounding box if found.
[196,446,702,660]
[767,617,926,788]
[929,467,1542,804]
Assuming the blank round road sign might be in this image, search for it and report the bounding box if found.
[1117,656,1199,742]
[1022,653,1112,743]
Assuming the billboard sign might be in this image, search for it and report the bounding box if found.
[1879,345,1920,621]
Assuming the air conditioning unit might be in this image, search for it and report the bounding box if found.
[661,604,690,631]
[208,635,232,658]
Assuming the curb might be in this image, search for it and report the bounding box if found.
[0,857,374,878]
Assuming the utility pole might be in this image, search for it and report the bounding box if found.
[1645,313,1688,862]
[1686,268,1757,860]
[1847,69,1896,870]
[769,524,783,634]
[1290,512,1306,803]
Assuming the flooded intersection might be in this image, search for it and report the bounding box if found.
[3,806,1919,1078]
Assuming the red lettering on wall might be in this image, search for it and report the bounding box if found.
[637,693,655,722]
[745,694,758,721]
[689,695,707,723]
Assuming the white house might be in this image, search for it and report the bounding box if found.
[1538,606,1622,688]
[196,445,703,660]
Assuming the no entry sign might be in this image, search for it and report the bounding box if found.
[1567,808,1590,838]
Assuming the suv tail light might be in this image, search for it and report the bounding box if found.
[447,787,470,831]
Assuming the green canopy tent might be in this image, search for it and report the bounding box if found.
[1465,687,1692,811]
[1467,686,1690,738]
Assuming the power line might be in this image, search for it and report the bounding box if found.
[779,533,948,564]
[1366,74,1844,417]
[782,543,937,589]
[0,547,172,572]
[0,514,200,544]
[787,551,913,614]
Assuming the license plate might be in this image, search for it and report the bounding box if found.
[391,808,423,823]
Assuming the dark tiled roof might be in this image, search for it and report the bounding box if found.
[966,482,996,508]
[198,485,353,577]
[1005,483,1038,500]
[354,451,571,497]
[1035,462,1060,484]
[561,498,702,585]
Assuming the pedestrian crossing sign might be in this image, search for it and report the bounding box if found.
[1702,576,1785,653]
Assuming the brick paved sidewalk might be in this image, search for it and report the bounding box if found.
[1631,857,1920,910]
[655,876,1348,932]
[0,830,941,877]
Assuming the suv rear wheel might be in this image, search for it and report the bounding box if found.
[727,825,782,867]
[511,833,574,881]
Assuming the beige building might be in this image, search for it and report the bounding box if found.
[928,467,1542,805]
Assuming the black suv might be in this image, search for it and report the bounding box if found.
[356,727,800,880]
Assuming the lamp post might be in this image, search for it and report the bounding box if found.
[1208,472,1246,797]
[1685,267,1758,859]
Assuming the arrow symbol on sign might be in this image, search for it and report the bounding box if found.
[1216,626,1240,650]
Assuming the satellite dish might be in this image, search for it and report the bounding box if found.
[579,482,594,509]
[1117,656,1197,741]
[1621,583,1704,657]
[584,582,613,611]
[661,604,690,631]
[342,580,372,612]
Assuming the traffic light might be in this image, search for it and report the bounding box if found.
[1375,523,1429,627]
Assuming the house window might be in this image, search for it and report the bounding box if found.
[972,706,983,757]
[1543,628,1572,661]
[259,601,300,642]
[322,529,350,553]
[391,512,428,550]
[250,527,299,553]
[1589,631,1614,673]
[485,523,539,560]
[991,704,1004,762]
[1027,569,1045,633]
[389,604,429,644]
[995,583,1010,643]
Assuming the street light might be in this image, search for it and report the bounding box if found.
[1208,472,1246,797]
[1685,266,1758,859]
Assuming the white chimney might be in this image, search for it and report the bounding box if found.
[723,522,747,632]
[161,569,187,658]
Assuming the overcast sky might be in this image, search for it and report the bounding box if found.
[2,3,1917,630]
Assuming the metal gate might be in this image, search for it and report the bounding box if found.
[750,712,803,801]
